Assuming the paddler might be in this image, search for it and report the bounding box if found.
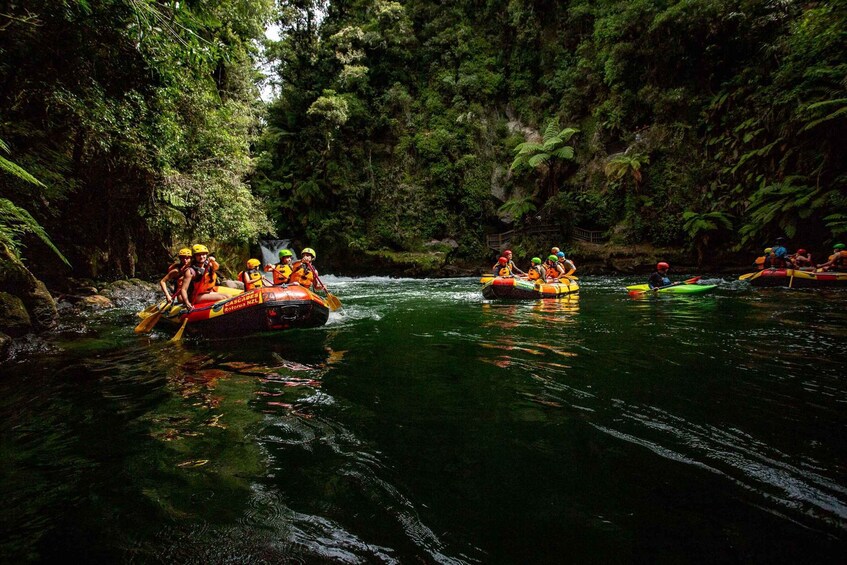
[754,248,773,270]
[544,255,563,281]
[265,249,294,285]
[789,248,813,270]
[556,251,576,277]
[771,237,789,268]
[493,256,512,277]
[816,243,847,272]
[648,261,672,289]
[159,247,192,302]
[527,257,546,281]
[502,250,525,276]
[239,258,265,290]
[179,244,228,310]
[289,248,324,290]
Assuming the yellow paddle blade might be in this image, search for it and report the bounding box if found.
[134,311,162,333]
[170,318,188,342]
[326,292,342,311]
[739,271,763,281]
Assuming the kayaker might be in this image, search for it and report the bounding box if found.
[648,262,672,289]
[159,247,192,302]
[817,243,847,272]
[544,255,563,280]
[527,257,547,281]
[289,248,324,290]
[557,251,576,276]
[493,256,512,277]
[179,244,228,310]
[771,237,789,268]
[239,259,265,290]
[789,248,813,270]
[265,249,294,285]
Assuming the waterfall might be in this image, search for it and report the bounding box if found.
[260,239,296,266]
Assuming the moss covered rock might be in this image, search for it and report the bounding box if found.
[0,244,58,331]
[0,292,32,336]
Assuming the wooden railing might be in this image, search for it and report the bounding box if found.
[572,226,606,243]
[486,224,606,251]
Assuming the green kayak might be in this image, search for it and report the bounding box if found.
[626,283,717,295]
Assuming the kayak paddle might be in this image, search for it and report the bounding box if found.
[627,276,702,296]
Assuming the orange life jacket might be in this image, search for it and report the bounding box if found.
[187,261,218,302]
[545,262,561,280]
[290,261,316,288]
[527,265,546,281]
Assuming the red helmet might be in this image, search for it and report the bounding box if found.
[498,257,508,264]
[503,249,512,255]
[657,262,670,270]
[796,248,807,255]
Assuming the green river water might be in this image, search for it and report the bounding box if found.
[1,276,845,563]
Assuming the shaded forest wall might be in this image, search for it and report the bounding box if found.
[255,0,847,267]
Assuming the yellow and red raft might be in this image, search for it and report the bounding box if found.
[481,276,579,300]
[136,285,329,337]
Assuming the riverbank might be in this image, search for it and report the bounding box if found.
[328,242,755,278]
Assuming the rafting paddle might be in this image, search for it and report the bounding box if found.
[309,266,341,311]
[134,296,177,333]
[171,315,189,342]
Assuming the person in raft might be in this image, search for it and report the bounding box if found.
[557,251,576,276]
[239,259,265,291]
[771,237,789,268]
[648,262,673,289]
[493,256,512,277]
[788,248,813,270]
[544,255,564,280]
[527,257,547,281]
[289,248,324,290]
[179,244,229,310]
[503,249,525,276]
[159,247,192,302]
[265,248,294,285]
[754,247,773,270]
[817,243,847,271]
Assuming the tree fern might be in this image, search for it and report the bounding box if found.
[0,138,70,266]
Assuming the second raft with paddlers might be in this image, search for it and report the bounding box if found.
[482,247,580,300]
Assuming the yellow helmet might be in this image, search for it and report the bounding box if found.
[178,248,192,258]
[764,247,773,254]
[192,244,209,255]
[301,247,316,258]
[246,258,261,269]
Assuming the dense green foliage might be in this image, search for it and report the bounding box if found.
[1,0,845,277]
[257,0,847,263]
[0,0,273,277]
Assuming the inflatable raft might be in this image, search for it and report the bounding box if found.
[740,269,847,288]
[626,283,717,295]
[482,277,579,300]
[137,285,329,337]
